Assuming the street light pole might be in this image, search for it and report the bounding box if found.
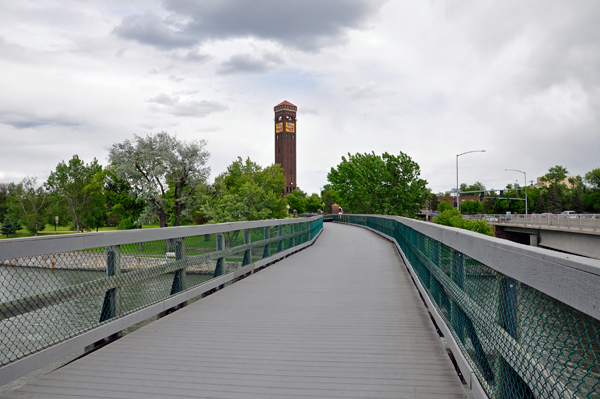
[456,150,486,212]
[505,169,528,215]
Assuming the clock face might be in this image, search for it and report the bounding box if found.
[285,122,295,133]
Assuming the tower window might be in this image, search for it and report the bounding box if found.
[278,148,281,153]
[289,169,292,173]
[289,148,291,153]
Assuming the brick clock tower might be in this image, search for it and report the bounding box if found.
[274,100,297,194]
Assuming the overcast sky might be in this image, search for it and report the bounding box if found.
[1,0,599,195]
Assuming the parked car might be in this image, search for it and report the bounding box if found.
[561,211,577,218]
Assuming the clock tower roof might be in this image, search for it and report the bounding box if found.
[274,100,297,111]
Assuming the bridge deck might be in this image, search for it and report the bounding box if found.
[3,223,467,399]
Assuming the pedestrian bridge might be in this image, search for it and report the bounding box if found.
[0,216,598,399]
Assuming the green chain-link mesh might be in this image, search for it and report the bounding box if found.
[0,219,322,371]
[335,215,599,399]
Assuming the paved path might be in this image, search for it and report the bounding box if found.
[3,223,467,398]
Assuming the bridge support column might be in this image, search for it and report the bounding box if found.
[170,238,186,295]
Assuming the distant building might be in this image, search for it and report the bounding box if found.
[274,100,297,195]
[536,176,577,188]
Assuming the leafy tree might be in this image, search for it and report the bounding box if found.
[437,199,453,213]
[584,168,600,188]
[1,215,21,238]
[306,193,323,213]
[108,132,210,227]
[327,151,428,216]
[459,200,483,214]
[459,181,486,193]
[429,193,440,212]
[540,165,568,186]
[286,189,307,214]
[323,192,334,214]
[0,183,8,223]
[8,177,48,236]
[45,155,103,233]
[433,208,494,236]
[198,157,286,223]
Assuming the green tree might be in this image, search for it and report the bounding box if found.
[0,183,8,223]
[286,189,307,214]
[437,199,453,213]
[108,132,210,227]
[584,168,600,188]
[459,200,483,214]
[8,177,48,236]
[198,157,286,223]
[45,155,103,233]
[327,151,428,216]
[306,193,323,213]
[459,181,486,193]
[433,208,494,236]
[429,193,440,212]
[1,215,21,238]
[540,165,568,186]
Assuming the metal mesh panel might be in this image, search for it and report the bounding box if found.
[0,218,321,371]
[336,215,599,399]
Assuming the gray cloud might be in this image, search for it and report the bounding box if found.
[217,53,284,75]
[114,1,386,51]
[0,111,81,129]
[147,93,227,117]
[113,10,196,49]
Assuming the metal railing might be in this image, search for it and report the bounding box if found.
[333,214,599,399]
[465,213,599,231]
[0,216,323,385]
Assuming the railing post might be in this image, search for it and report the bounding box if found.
[277,225,284,252]
[170,238,186,295]
[100,245,121,322]
[242,229,252,266]
[289,223,295,248]
[451,250,465,343]
[214,233,225,278]
[262,227,270,259]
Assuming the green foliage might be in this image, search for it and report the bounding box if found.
[306,193,323,213]
[433,209,494,236]
[429,193,440,212]
[437,199,453,213]
[8,177,48,236]
[459,181,486,192]
[584,168,600,188]
[0,184,8,224]
[45,155,103,233]
[286,189,307,214]
[198,157,286,223]
[1,215,21,238]
[459,200,482,214]
[108,132,210,227]
[540,165,568,186]
[327,151,428,216]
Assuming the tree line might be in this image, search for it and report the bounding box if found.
[433,165,600,215]
[0,132,328,238]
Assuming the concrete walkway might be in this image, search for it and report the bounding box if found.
[2,222,467,398]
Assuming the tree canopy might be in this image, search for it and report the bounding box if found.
[8,177,48,236]
[108,132,210,227]
[327,151,428,216]
[198,157,286,223]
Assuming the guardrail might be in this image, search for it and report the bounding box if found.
[465,213,599,231]
[333,214,599,399]
[0,216,323,385]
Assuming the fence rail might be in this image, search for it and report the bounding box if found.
[464,213,600,231]
[0,216,323,385]
[333,214,599,399]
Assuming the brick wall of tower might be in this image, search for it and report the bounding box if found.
[274,102,297,195]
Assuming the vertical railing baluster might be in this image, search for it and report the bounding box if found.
[242,229,252,266]
[100,245,120,322]
[262,227,270,259]
[214,233,225,277]
[451,249,465,343]
[289,223,295,248]
[170,238,186,295]
[277,225,284,252]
